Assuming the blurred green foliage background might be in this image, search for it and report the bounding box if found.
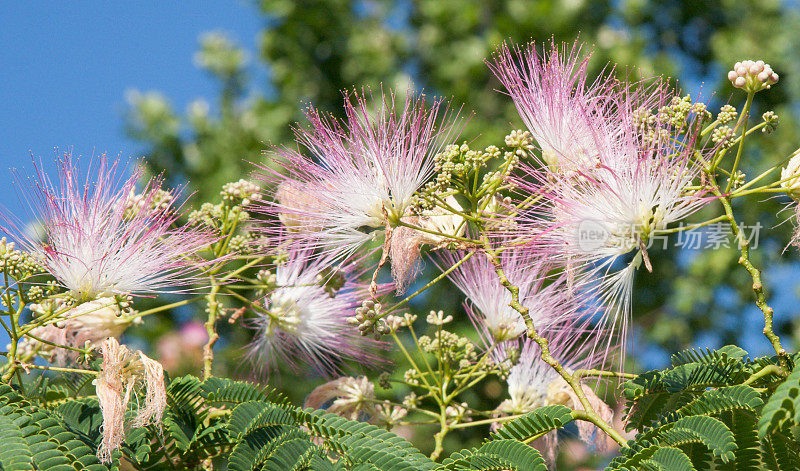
[124,0,800,464]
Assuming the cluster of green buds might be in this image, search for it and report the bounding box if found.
[220,179,261,206]
[416,143,486,209]
[372,401,408,429]
[347,300,389,338]
[444,402,471,425]
[633,107,671,144]
[123,188,173,219]
[717,104,738,125]
[417,312,477,370]
[383,313,417,335]
[482,131,528,187]
[225,232,258,254]
[188,181,259,256]
[504,129,536,156]
[729,170,747,190]
[711,125,736,150]
[657,95,712,130]
[254,268,277,296]
[416,133,530,211]
[401,391,419,409]
[188,202,226,228]
[25,296,68,318]
[434,143,487,179]
[113,294,135,315]
[728,60,779,93]
[0,238,44,281]
[190,180,260,229]
[23,280,58,304]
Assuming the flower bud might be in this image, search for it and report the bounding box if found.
[728,59,778,93]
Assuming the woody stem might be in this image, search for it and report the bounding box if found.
[710,176,787,368]
[483,244,626,447]
[202,281,221,380]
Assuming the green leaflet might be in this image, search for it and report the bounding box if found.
[489,404,574,441]
[758,367,800,438]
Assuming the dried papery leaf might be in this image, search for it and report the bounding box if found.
[389,225,424,293]
[96,338,131,462]
[557,378,616,453]
[305,376,375,421]
[132,352,166,428]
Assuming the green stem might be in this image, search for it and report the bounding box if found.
[408,322,440,387]
[2,268,22,382]
[724,91,754,192]
[16,362,98,376]
[657,215,728,235]
[21,330,92,356]
[573,369,638,380]
[390,332,435,390]
[743,364,785,386]
[431,407,449,461]
[381,251,475,317]
[219,256,267,281]
[448,412,526,430]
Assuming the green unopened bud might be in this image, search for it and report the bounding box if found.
[762,111,779,134]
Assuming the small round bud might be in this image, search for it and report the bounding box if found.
[728,59,779,93]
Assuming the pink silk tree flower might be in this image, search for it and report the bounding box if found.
[487,41,621,174]
[2,155,218,301]
[246,248,384,377]
[495,323,616,462]
[487,40,668,177]
[508,113,711,359]
[439,249,584,343]
[489,42,713,358]
[256,90,461,289]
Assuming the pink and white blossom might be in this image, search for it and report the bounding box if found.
[2,155,217,300]
[490,41,712,357]
[256,90,461,286]
[508,119,710,356]
[496,325,615,460]
[487,40,622,173]
[246,248,383,376]
[440,249,582,343]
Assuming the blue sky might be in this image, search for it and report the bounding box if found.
[0,2,262,215]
